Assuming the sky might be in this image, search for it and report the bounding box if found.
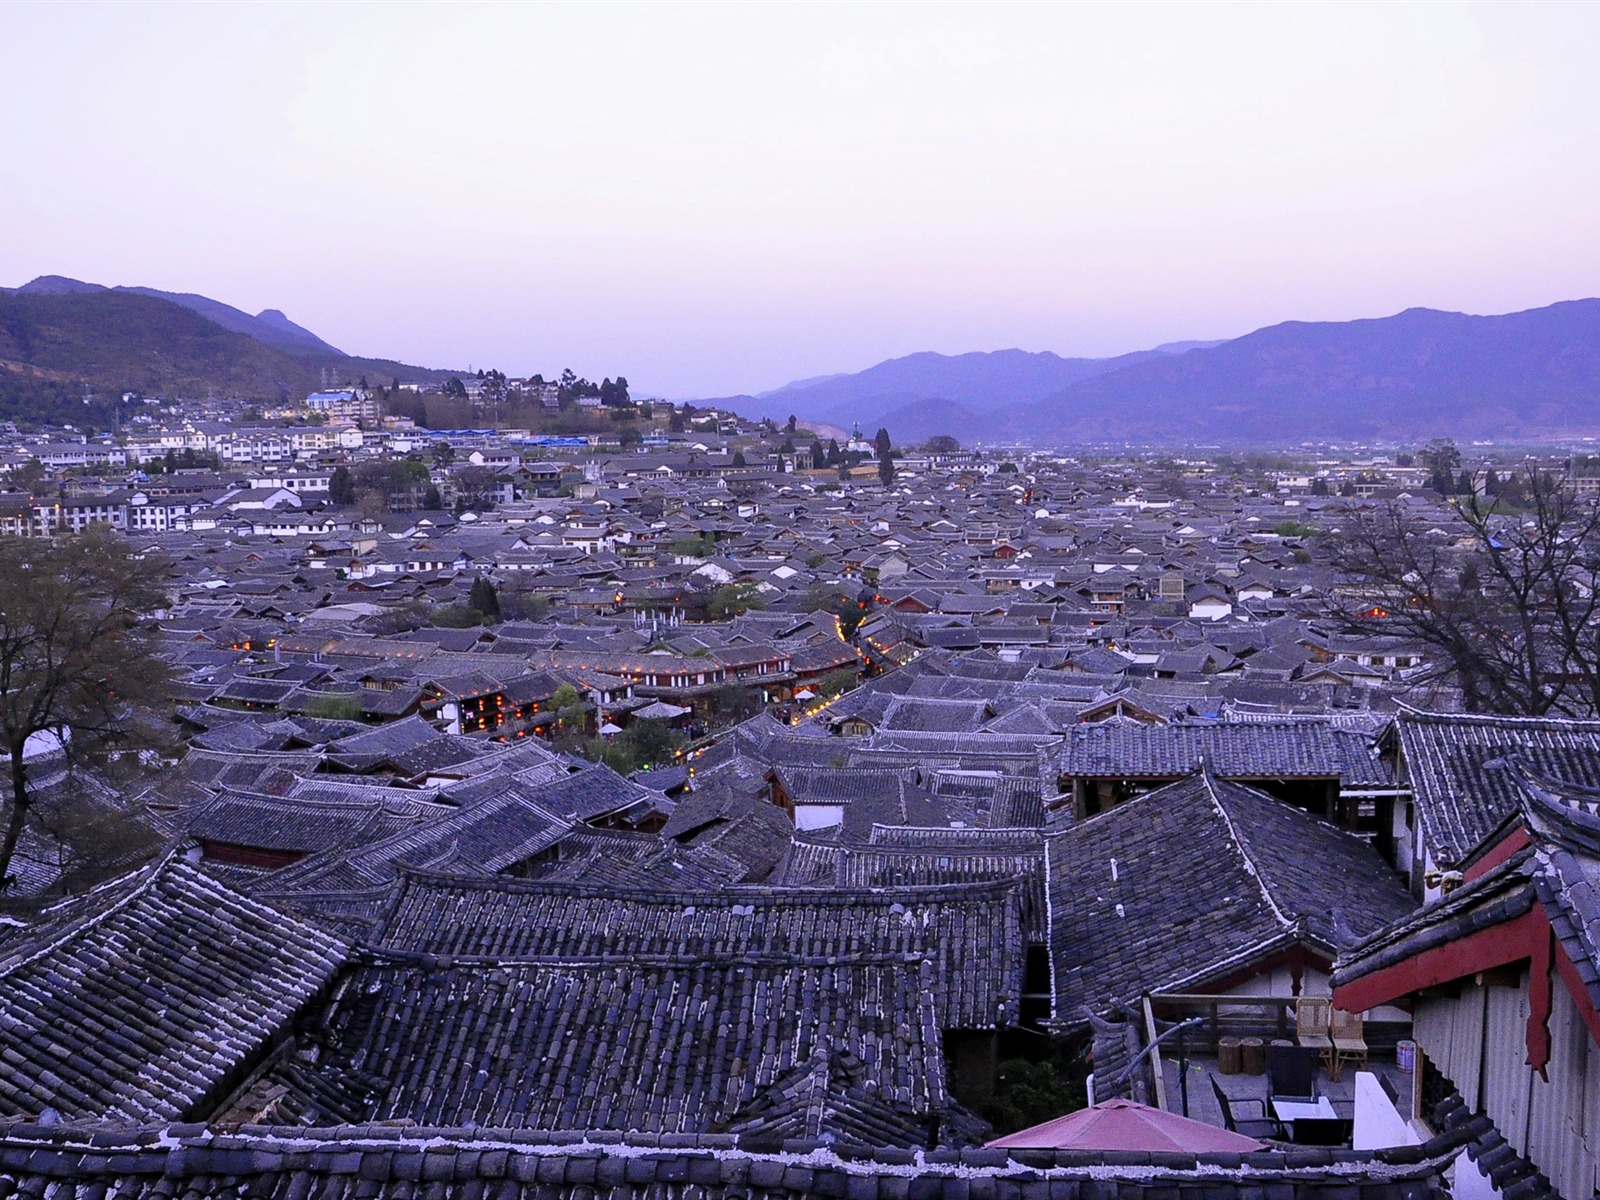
[3,2,1599,398]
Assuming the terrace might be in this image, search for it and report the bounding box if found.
[1130,993,1422,1148]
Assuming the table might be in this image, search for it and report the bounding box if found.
[1271,1097,1337,1123]
[1271,1096,1342,1144]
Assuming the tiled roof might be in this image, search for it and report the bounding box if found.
[248,954,948,1136]
[0,1116,1463,1198]
[1055,719,1392,784]
[1048,772,1415,1022]
[1395,708,1600,867]
[0,856,347,1122]
[373,870,1024,1030]
[1335,763,1600,1019]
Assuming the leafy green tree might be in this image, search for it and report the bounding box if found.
[329,465,356,506]
[9,458,46,493]
[469,575,501,621]
[0,527,172,890]
[974,1057,1089,1136]
[709,581,766,619]
[731,449,747,468]
[451,465,500,513]
[351,458,431,510]
[1274,520,1319,538]
[621,717,679,769]
[1420,438,1462,494]
[500,590,551,622]
[672,534,717,557]
[550,683,589,734]
[431,604,486,628]
[303,693,364,721]
[710,683,761,724]
[816,668,859,698]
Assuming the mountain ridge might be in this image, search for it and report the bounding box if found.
[721,299,1600,445]
[8,275,342,355]
[996,299,1600,444]
[0,282,451,426]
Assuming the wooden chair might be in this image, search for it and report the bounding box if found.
[1330,1007,1368,1079]
[1295,996,1334,1075]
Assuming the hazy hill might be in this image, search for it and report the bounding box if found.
[13,275,343,355]
[747,347,1174,440]
[1001,300,1600,444]
[726,298,1600,446]
[0,284,448,425]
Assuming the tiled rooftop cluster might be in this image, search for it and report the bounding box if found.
[5,440,1598,1188]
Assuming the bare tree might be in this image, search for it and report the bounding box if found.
[1324,470,1600,716]
[0,527,172,889]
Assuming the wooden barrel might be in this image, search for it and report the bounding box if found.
[1217,1036,1243,1075]
[1240,1036,1266,1075]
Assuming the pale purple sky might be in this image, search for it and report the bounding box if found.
[3,2,1598,397]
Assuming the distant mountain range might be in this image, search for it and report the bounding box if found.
[7,273,1600,445]
[716,300,1600,446]
[0,276,450,425]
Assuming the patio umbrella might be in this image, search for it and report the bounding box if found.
[985,1097,1264,1153]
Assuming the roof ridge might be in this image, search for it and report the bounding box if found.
[1200,771,1294,933]
[0,848,183,979]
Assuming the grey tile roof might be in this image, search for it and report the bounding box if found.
[1054,718,1392,785]
[775,840,1047,943]
[265,784,571,891]
[1395,708,1600,867]
[0,855,347,1122]
[373,869,1024,1030]
[250,954,949,1136]
[1335,764,1600,1020]
[0,1110,1466,1195]
[1048,772,1416,1023]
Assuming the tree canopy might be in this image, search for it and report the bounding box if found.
[0,527,172,889]
[1326,471,1600,716]
[709,581,767,620]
